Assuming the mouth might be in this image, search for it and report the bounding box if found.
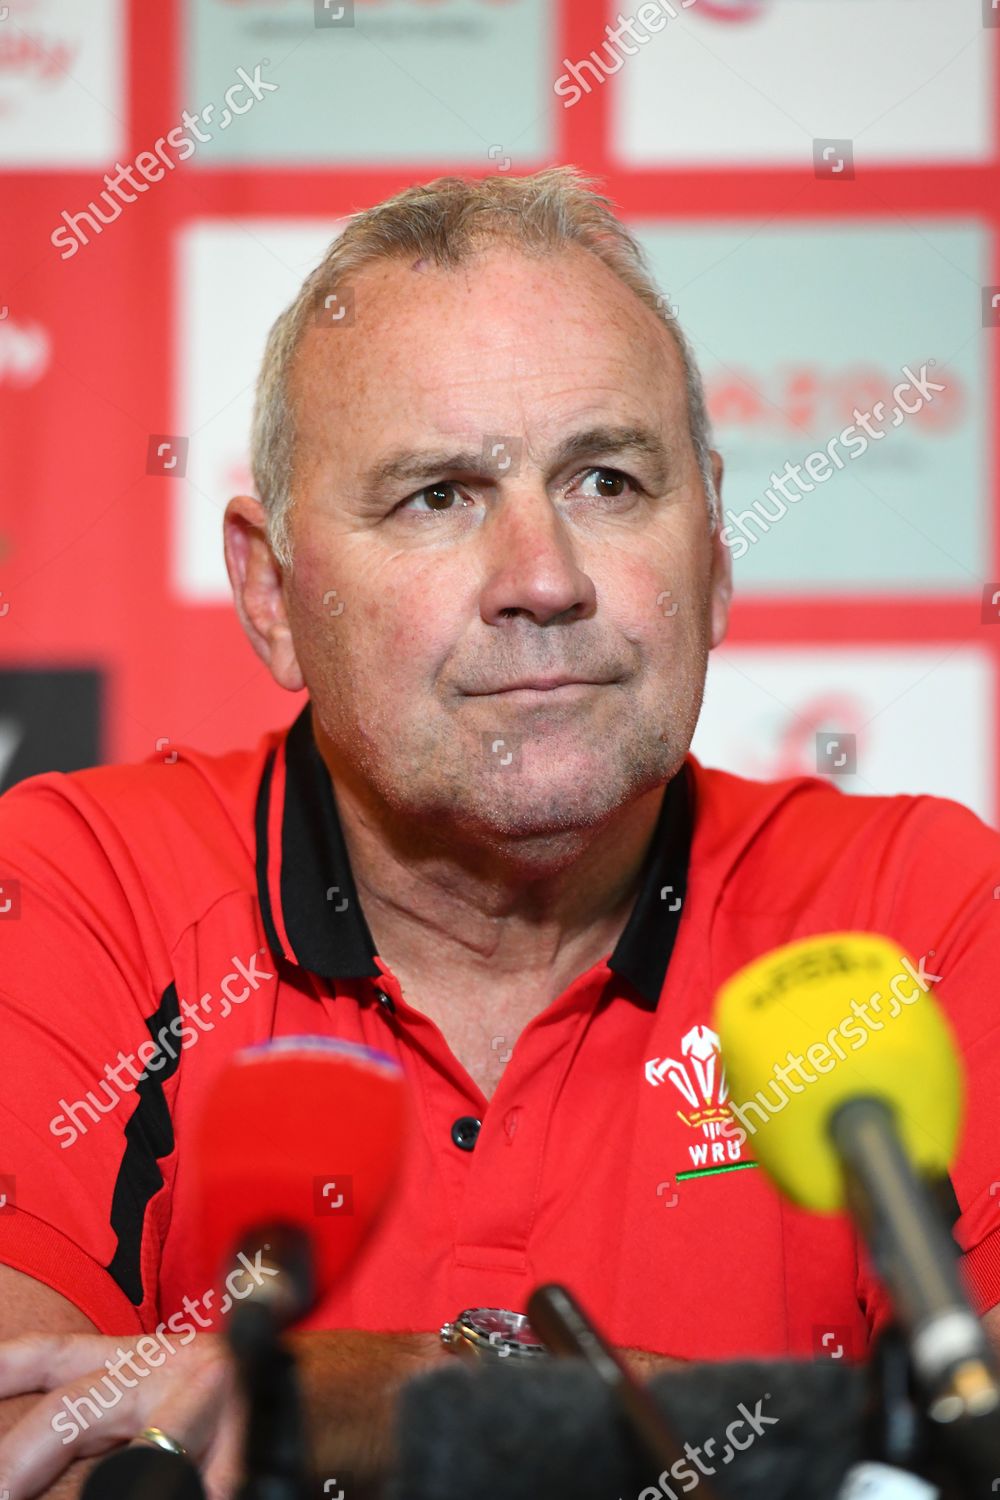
[473,677,611,695]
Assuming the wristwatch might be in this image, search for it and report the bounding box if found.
[439,1307,548,1360]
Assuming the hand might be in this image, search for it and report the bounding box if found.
[290,1328,452,1488]
[615,1346,685,1381]
[0,1330,242,1499]
[0,1326,449,1500]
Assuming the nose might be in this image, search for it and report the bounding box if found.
[477,482,597,627]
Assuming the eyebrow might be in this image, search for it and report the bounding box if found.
[359,424,674,502]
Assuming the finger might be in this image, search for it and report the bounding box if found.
[0,1335,130,1398]
[0,1362,145,1499]
[0,1345,232,1499]
[199,1385,246,1500]
[137,1344,236,1467]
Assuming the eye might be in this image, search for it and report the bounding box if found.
[398,482,471,515]
[574,467,638,501]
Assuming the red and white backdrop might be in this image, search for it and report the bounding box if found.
[1,0,997,821]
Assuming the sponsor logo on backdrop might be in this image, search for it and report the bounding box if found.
[768,696,866,782]
[716,362,951,562]
[0,24,78,82]
[217,0,520,8]
[208,0,524,34]
[704,364,964,437]
[696,0,768,18]
[635,222,984,593]
[0,0,123,166]
[616,0,991,166]
[691,649,994,825]
[188,0,547,165]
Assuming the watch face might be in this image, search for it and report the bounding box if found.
[468,1308,540,1348]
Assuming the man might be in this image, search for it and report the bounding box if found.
[0,166,998,1499]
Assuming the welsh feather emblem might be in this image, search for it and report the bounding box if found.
[645,1023,730,1125]
[646,1024,753,1174]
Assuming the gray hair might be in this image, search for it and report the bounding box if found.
[249,165,718,572]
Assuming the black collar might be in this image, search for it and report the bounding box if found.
[255,701,694,1009]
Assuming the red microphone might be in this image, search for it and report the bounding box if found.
[193,1035,407,1329]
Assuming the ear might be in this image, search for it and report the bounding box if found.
[223,495,305,693]
[707,451,732,650]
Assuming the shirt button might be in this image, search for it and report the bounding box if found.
[375,989,396,1013]
[451,1115,481,1152]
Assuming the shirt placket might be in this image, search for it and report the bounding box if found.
[371,967,602,1306]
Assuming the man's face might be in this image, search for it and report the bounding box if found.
[274,243,730,842]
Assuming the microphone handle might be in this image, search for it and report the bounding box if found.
[527,1282,723,1500]
[230,1302,314,1500]
[830,1097,999,1416]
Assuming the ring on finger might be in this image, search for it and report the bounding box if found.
[133,1426,189,1458]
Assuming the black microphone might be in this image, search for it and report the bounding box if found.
[527,1281,722,1499]
[80,1446,206,1500]
[386,1357,864,1500]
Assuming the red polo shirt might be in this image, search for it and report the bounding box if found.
[1,698,999,1363]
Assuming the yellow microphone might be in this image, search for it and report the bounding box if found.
[714,932,998,1429]
[714,931,961,1213]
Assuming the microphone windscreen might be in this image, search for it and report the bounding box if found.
[387,1358,864,1500]
[714,932,962,1212]
[193,1036,407,1300]
[80,1447,206,1500]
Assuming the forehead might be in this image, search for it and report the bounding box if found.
[288,243,688,466]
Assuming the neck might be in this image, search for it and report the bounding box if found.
[312,721,670,993]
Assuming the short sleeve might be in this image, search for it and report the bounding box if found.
[852,794,1000,1323]
[0,770,176,1334]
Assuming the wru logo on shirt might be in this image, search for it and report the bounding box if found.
[646,1024,749,1173]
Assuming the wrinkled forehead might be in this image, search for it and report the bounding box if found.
[287,244,691,480]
